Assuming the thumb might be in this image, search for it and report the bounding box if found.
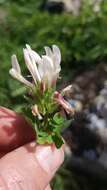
[0,142,64,190]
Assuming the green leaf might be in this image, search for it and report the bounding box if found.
[46,135,53,144]
[37,136,47,144]
[52,133,64,149]
[38,131,48,137]
[37,131,53,144]
[53,113,65,125]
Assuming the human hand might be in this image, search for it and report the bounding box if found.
[0,107,64,190]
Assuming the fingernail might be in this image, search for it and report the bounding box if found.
[36,145,64,174]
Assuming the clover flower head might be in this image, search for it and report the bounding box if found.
[9,44,61,90]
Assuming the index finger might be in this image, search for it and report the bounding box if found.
[0,107,35,153]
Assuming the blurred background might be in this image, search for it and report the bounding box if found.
[0,0,107,189]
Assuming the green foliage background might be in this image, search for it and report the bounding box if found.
[0,0,107,110]
[0,0,107,189]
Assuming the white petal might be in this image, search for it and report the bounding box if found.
[42,56,54,85]
[44,46,53,58]
[23,49,37,84]
[51,66,61,84]
[24,46,41,82]
[11,55,21,73]
[41,54,60,86]
[42,55,54,71]
[52,45,61,65]
[9,68,33,88]
[26,44,41,63]
[32,50,42,63]
[55,68,61,77]
[38,61,44,78]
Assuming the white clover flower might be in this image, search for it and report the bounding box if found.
[9,44,61,89]
[44,45,61,86]
[9,55,34,88]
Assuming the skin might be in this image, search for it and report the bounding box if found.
[0,107,64,190]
